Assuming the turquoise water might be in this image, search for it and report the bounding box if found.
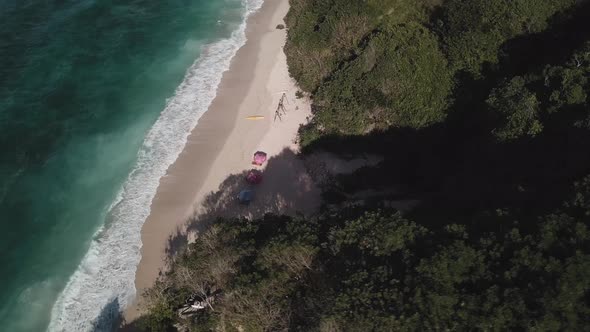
[0,0,260,330]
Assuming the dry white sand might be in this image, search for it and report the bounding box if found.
[123,0,320,323]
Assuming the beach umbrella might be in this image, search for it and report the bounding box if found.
[246,169,263,184]
[238,189,254,204]
[252,151,267,166]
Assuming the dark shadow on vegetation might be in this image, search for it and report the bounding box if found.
[164,148,320,261]
[301,4,590,235]
[305,107,590,232]
[499,1,590,78]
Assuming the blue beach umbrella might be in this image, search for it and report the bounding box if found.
[238,189,254,204]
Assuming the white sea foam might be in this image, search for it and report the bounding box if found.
[47,0,263,330]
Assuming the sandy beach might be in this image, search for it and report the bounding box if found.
[124,0,320,323]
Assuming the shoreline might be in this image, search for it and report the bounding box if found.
[124,0,319,323]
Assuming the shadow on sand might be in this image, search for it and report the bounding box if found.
[91,297,121,332]
[164,147,321,261]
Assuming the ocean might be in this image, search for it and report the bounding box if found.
[0,0,262,330]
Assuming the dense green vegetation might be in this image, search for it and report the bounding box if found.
[140,0,590,330]
[439,0,576,75]
[312,22,452,134]
[286,0,453,144]
[287,0,580,145]
[142,186,590,331]
[488,43,590,140]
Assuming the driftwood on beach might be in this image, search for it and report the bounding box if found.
[274,93,288,121]
[178,289,221,317]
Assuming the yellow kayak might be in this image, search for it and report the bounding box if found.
[246,115,265,120]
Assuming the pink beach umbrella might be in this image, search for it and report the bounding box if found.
[252,151,267,166]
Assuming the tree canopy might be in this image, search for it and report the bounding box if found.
[142,186,590,331]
